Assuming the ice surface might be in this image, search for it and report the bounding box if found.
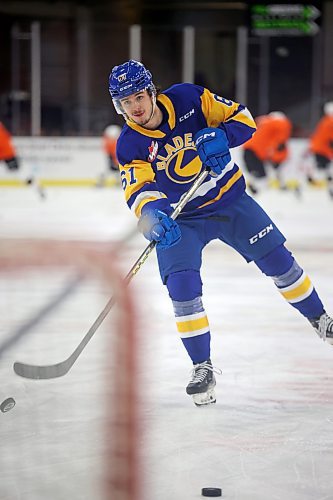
[0,184,332,500]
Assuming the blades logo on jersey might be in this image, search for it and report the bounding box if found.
[155,134,202,184]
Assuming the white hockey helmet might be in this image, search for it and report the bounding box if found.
[269,111,286,120]
[323,102,333,116]
[104,124,121,138]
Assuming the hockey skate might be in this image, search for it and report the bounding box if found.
[186,359,221,407]
[309,312,333,345]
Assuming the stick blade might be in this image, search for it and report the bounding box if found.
[13,360,71,380]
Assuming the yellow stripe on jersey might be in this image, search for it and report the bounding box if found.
[126,121,166,138]
[198,168,243,209]
[280,274,314,303]
[157,94,176,129]
[125,94,175,137]
[200,88,240,127]
[228,107,257,129]
[120,160,156,202]
[176,312,209,338]
[133,192,168,218]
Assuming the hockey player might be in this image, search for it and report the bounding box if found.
[103,124,121,172]
[0,121,19,171]
[308,101,333,198]
[108,60,333,406]
[98,124,121,186]
[242,112,293,194]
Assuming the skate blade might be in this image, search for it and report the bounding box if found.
[317,331,333,345]
[192,388,216,407]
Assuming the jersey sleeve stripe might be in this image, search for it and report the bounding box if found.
[131,191,168,217]
[127,181,161,207]
[227,108,257,129]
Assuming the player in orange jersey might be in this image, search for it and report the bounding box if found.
[103,124,121,171]
[97,124,121,187]
[0,121,20,171]
[308,102,333,198]
[242,112,293,194]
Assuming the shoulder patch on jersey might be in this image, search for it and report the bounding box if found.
[148,140,158,162]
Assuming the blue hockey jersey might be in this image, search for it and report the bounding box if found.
[116,83,256,218]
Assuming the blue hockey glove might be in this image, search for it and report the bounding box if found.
[194,127,231,176]
[138,209,181,249]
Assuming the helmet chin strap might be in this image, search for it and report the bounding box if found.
[147,92,157,123]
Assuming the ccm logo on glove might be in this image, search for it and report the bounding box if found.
[194,127,231,176]
[195,130,216,144]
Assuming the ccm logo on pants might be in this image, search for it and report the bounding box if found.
[249,224,274,244]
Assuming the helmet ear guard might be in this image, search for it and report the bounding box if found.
[108,60,156,116]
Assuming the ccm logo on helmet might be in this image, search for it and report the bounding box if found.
[195,131,216,146]
[249,224,274,244]
[119,83,132,92]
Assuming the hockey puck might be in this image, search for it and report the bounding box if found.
[201,487,222,497]
[0,397,16,413]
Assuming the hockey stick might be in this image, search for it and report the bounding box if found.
[13,169,209,379]
[0,275,82,359]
